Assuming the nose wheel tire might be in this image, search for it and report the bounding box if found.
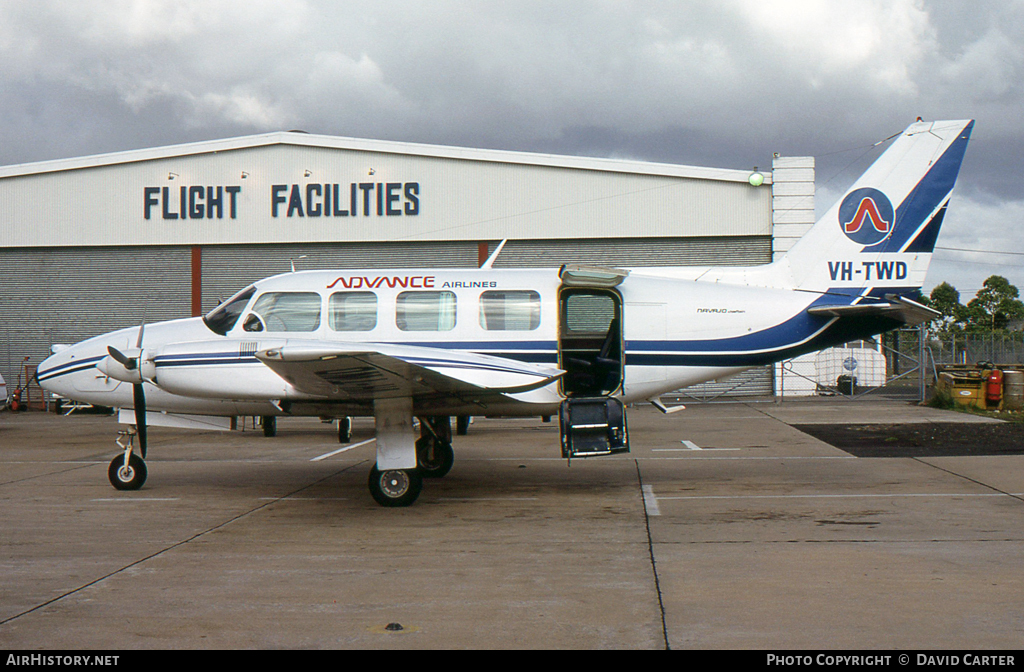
[108,453,147,491]
[368,467,422,507]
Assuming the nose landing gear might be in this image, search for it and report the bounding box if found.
[108,427,147,490]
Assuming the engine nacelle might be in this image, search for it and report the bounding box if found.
[97,349,156,385]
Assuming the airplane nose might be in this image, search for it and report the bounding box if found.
[37,352,66,394]
[36,347,83,398]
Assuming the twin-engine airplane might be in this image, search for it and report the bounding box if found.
[38,119,973,506]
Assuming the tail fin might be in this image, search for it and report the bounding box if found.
[783,119,974,296]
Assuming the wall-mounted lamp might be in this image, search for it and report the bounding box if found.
[748,168,764,187]
[368,168,375,176]
[241,171,249,179]
[168,172,179,180]
[304,170,312,177]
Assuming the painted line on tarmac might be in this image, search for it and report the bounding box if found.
[653,440,741,452]
[642,485,662,516]
[645,455,856,460]
[311,438,376,462]
[655,492,1024,501]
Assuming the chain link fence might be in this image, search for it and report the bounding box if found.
[929,332,1024,368]
[775,327,929,402]
[775,329,1024,404]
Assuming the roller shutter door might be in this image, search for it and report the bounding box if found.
[671,367,775,399]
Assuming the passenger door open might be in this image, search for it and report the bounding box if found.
[557,267,629,459]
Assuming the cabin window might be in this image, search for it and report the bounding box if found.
[396,291,457,331]
[204,285,256,335]
[244,292,322,332]
[479,290,541,331]
[329,292,378,331]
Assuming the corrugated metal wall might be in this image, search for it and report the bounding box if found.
[670,367,774,400]
[0,247,191,389]
[490,236,772,268]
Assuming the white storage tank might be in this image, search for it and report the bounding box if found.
[815,346,887,391]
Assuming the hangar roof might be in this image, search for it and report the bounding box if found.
[0,131,769,185]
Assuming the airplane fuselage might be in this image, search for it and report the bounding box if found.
[38,264,893,420]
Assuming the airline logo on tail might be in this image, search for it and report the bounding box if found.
[839,188,894,246]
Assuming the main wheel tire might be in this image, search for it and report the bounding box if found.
[415,436,454,478]
[338,416,352,444]
[368,467,422,507]
[261,416,277,437]
[108,453,147,491]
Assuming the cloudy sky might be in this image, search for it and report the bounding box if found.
[1,0,1021,300]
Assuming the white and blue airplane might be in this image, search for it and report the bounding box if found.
[37,119,974,506]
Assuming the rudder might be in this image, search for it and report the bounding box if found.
[783,119,974,295]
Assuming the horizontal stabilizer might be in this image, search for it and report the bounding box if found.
[807,295,939,327]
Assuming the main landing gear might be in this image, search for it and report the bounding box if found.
[365,414,458,507]
[415,416,455,479]
[108,427,147,491]
[367,466,424,507]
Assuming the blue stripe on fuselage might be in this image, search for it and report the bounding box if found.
[36,355,106,382]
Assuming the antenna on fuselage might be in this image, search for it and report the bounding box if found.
[290,255,309,273]
[480,240,508,270]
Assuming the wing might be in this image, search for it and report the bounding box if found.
[807,294,938,327]
[256,341,564,402]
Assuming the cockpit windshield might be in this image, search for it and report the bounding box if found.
[203,285,256,335]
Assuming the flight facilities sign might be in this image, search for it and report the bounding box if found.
[143,182,421,221]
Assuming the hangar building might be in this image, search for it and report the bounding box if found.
[0,132,814,399]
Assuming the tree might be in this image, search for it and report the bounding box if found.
[924,281,965,338]
[963,276,1024,332]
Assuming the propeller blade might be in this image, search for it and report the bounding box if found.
[133,383,147,459]
[135,323,146,349]
[107,346,138,370]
